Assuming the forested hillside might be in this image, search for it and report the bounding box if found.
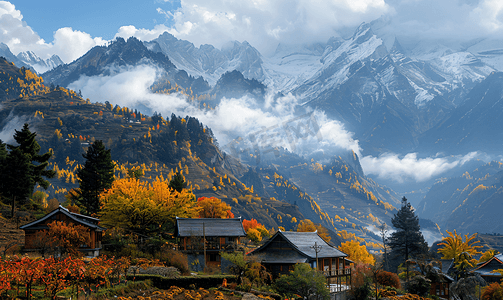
[417,161,503,234]
[0,56,400,245]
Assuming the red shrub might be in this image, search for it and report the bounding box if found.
[376,270,401,289]
[482,282,503,300]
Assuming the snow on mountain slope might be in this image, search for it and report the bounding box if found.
[261,43,324,92]
[432,52,493,82]
[147,32,264,86]
[295,23,387,102]
[464,38,503,71]
[17,51,63,73]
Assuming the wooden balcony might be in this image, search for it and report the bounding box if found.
[179,242,238,252]
[322,268,351,278]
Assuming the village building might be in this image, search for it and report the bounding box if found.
[20,205,105,257]
[247,230,351,291]
[410,259,454,300]
[471,253,503,283]
[174,217,247,272]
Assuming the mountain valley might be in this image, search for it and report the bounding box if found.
[2,18,503,242]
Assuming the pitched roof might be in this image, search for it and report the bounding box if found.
[472,254,503,276]
[439,259,455,275]
[20,205,106,231]
[253,248,310,264]
[174,217,246,237]
[250,230,347,260]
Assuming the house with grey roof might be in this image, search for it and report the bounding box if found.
[20,205,105,257]
[471,253,503,283]
[247,230,351,289]
[174,217,247,271]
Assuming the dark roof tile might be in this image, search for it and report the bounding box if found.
[175,218,246,237]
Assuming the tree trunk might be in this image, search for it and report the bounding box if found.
[11,195,16,218]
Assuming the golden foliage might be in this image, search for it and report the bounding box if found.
[196,197,233,218]
[99,177,200,233]
[338,240,375,265]
[296,219,331,243]
[437,230,482,260]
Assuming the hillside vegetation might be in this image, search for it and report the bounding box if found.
[0,56,400,245]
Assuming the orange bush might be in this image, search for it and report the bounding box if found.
[482,282,503,300]
[376,270,401,289]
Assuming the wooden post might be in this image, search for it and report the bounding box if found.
[310,242,322,271]
[203,222,206,269]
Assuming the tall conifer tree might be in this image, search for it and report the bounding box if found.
[8,123,56,191]
[4,148,33,217]
[2,124,55,217]
[168,172,186,192]
[77,140,114,215]
[388,197,428,277]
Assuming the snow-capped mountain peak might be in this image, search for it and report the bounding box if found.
[17,51,63,73]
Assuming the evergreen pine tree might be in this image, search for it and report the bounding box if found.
[4,148,34,217]
[0,140,8,206]
[2,124,55,217]
[168,172,186,192]
[8,123,56,191]
[0,139,7,160]
[77,140,114,215]
[388,197,428,277]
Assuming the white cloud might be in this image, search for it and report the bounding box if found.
[376,0,503,47]
[0,2,107,63]
[51,28,107,63]
[360,152,479,183]
[68,65,361,158]
[4,0,503,67]
[115,24,171,42]
[0,111,30,144]
[0,1,21,20]
[165,0,390,55]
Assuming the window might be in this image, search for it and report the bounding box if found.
[208,253,220,262]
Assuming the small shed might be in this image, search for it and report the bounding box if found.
[174,217,246,271]
[20,205,105,257]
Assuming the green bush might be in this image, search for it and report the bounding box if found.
[353,281,371,300]
[407,275,431,296]
[273,264,329,300]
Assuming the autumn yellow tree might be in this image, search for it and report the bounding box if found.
[338,240,375,265]
[296,219,331,243]
[99,177,200,235]
[437,230,482,259]
[478,249,499,264]
[243,219,270,243]
[437,230,482,271]
[196,196,234,218]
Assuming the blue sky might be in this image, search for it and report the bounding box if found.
[2,0,503,64]
[13,1,180,42]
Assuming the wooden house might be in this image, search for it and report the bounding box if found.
[20,205,105,257]
[410,259,454,300]
[248,230,351,290]
[430,273,453,300]
[471,253,503,283]
[174,217,246,271]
